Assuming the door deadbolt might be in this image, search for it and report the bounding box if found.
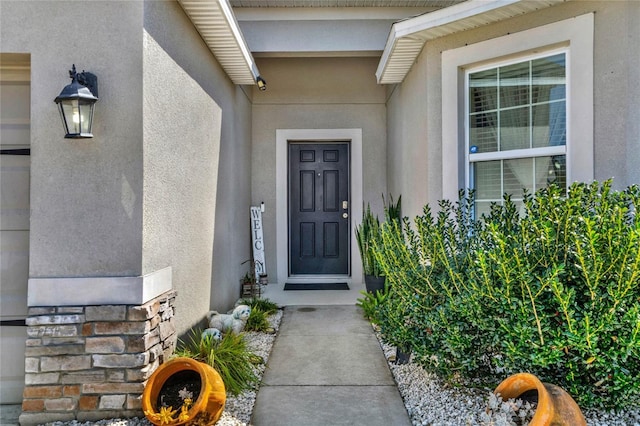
[342,213,349,219]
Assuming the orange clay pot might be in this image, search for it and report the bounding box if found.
[142,357,226,426]
[494,373,586,426]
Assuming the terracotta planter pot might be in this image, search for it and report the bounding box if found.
[494,373,586,426]
[142,357,226,426]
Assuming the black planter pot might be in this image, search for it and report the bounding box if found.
[395,346,411,365]
[364,274,386,293]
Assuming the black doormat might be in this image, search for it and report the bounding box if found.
[284,282,349,291]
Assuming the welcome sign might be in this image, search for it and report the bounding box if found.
[250,206,266,280]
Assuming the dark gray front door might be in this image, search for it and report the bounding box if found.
[289,142,350,275]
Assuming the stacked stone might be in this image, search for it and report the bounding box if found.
[19,290,177,426]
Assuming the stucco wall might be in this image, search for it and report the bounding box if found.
[217,88,253,309]
[387,0,640,218]
[1,0,254,333]
[0,0,144,277]
[593,2,640,188]
[142,40,219,336]
[384,55,434,220]
[251,57,387,283]
[142,1,254,329]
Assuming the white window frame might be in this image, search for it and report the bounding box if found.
[442,13,594,202]
[464,48,569,204]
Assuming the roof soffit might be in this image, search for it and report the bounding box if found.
[229,1,464,7]
[376,0,567,84]
[179,0,261,85]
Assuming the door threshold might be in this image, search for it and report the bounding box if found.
[285,277,352,285]
[261,280,365,306]
[284,282,349,291]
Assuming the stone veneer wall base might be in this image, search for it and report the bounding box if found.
[18,290,177,426]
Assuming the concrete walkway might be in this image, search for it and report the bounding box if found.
[0,404,20,426]
[251,305,411,426]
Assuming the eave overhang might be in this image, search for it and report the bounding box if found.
[376,0,567,84]
[179,0,261,86]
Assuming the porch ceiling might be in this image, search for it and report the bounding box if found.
[179,0,261,85]
[376,0,567,84]
[230,1,464,7]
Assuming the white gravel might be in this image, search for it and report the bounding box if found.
[374,328,640,426]
[213,309,283,426]
[40,309,639,426]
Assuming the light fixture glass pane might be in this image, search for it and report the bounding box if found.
[61,100,80,135]
[78,101,94,135]
[58,104,69,134]
[473,160,501,199]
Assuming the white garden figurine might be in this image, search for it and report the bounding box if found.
[206,304,251,335]
[201,327,222,341]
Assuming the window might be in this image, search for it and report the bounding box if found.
[466,52,567,216]
[441,14,594,207]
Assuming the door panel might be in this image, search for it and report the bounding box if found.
[300,171,315,211]
[289,143,349,275]
[323,222,339,257]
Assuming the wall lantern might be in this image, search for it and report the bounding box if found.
[256,76,267,91]
[54,64,98,138]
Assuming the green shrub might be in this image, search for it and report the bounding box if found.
[356,203,384,276]
[239,298,279,332]
[357,195,402,278]
[374,180,640,409]
[240,297,279,315]
[356,285,390,324]
[383,194,402,224]
[174,329,260,396]
[244,307,271,332]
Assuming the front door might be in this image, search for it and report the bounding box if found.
[288,142,350,275]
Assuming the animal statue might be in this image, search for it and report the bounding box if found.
[201,327,222,341]
[206,304,251,335]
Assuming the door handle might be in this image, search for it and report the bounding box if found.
[342,213,349,219]
[342,201,348,210]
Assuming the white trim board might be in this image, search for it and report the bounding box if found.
[275,129,363,286]
[27,267,172,306]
